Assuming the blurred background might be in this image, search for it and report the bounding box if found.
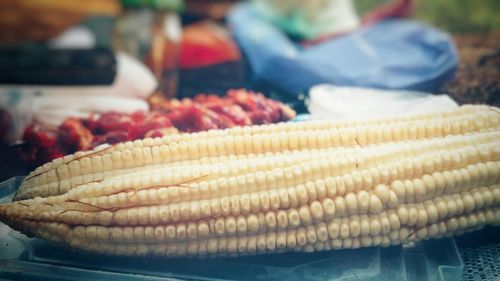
[359,0,499,105]
[0,0,498,177]
[359,0,499,33]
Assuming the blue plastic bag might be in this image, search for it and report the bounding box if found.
[227,4,458,96]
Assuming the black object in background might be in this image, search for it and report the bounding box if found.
[0,46,116,85]
[0,145,28,182]
[178,61,245,98]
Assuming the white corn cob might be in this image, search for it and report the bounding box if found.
[17,105,500,199]
[0,105,499,258]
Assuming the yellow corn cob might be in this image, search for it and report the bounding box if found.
[1,105,499,258]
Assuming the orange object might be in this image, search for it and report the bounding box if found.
[0,0,120,43]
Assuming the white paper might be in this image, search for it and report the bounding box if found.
[309,84,458,120]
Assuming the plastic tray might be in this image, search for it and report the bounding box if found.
[0,177,464,281]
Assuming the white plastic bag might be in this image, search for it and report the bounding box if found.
[308,84,458,120]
